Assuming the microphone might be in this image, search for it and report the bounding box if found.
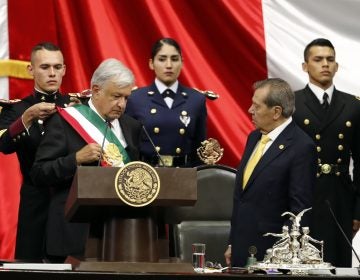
[98,118,111,166]
[141,125,166,167]
[325,200,360,265]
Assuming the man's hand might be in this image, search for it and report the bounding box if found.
[353,219,360,238]
[75,143,102,165]
[22,102,57,128]
[224,245,232,267]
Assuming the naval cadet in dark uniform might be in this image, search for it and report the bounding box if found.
[293,38,360,267]
[0,42,74,261]
[125,38,207,168]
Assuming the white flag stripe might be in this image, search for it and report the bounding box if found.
[263,0,360,268]
[64,107,110,147]
[263,0,360,95]
[0,0,9,99]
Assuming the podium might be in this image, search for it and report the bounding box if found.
[64,166,197,271]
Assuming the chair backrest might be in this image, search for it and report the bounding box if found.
[167,164,237,266]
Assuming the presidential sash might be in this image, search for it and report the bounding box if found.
[57,104,130,167]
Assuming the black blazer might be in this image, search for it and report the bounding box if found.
[229,120,316,267]
[31,111,141,256]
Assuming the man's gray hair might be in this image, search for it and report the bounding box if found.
[253,78,295,118]
[91,58,134,88]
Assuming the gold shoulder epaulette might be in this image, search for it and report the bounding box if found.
[0,98,22,106]
[193,88,219,100]
[0,129,7,137]
[68,89,92,99]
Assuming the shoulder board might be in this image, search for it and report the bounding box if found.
[0,98,22,106]
[0,128,7,137]
[355,95,360,101]
[193,88,219,100]
[68,89,92,99]
[131,86,138,92]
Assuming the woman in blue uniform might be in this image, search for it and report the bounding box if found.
[125,38,207,167]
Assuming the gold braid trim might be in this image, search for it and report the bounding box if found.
[0,59,32,79]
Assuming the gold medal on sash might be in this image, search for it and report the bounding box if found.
[103,143,124,167]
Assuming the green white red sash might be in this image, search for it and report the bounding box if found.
[57,104,130,166]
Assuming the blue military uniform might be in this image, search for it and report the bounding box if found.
[294,85,360,267]
[125,82,207,167]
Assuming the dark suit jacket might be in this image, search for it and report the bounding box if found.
[30,111,141,257]
[229,120,316,267]
[0,91,71,260]
[294,85,360,267]
[125,82,207,166]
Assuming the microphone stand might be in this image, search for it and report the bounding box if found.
[326,200,360,267]
[141,125,166,167]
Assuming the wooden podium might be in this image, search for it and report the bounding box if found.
[64,166,197,272]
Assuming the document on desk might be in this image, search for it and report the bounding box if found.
[2,263,72,271]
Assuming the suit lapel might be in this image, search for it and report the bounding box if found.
[302,86,345,132]
[172,85,187,109]
[238,131,261,192]
[148,84,168,108]
[118,116,135,157]
[302,86,324,122]
[242,122,295,192]
[319,89,344,131]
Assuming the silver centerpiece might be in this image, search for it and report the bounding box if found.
[249,207,334,275]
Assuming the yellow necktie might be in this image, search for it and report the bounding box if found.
[243,134,270,188]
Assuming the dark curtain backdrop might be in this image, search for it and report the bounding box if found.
[1,0,267,259]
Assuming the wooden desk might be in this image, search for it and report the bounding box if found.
[0,269,359,280]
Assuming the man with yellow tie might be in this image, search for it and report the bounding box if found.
[224,78,317,267]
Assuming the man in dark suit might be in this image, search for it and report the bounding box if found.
[224,78,317,267]
[30,58,142,262]
[0,42,72,261]
[293,38,360,267]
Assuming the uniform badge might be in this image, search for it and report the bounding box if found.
[180,110,190,127]
[102,143,124,167]
[114,161,160,207]
[147,91,155,95]
[180,115,190,127]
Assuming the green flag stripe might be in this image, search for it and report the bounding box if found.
[74,104,130,163]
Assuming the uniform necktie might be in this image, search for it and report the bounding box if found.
[163,89,175,99]
[243,134,270,188]
[322,92,329,111]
